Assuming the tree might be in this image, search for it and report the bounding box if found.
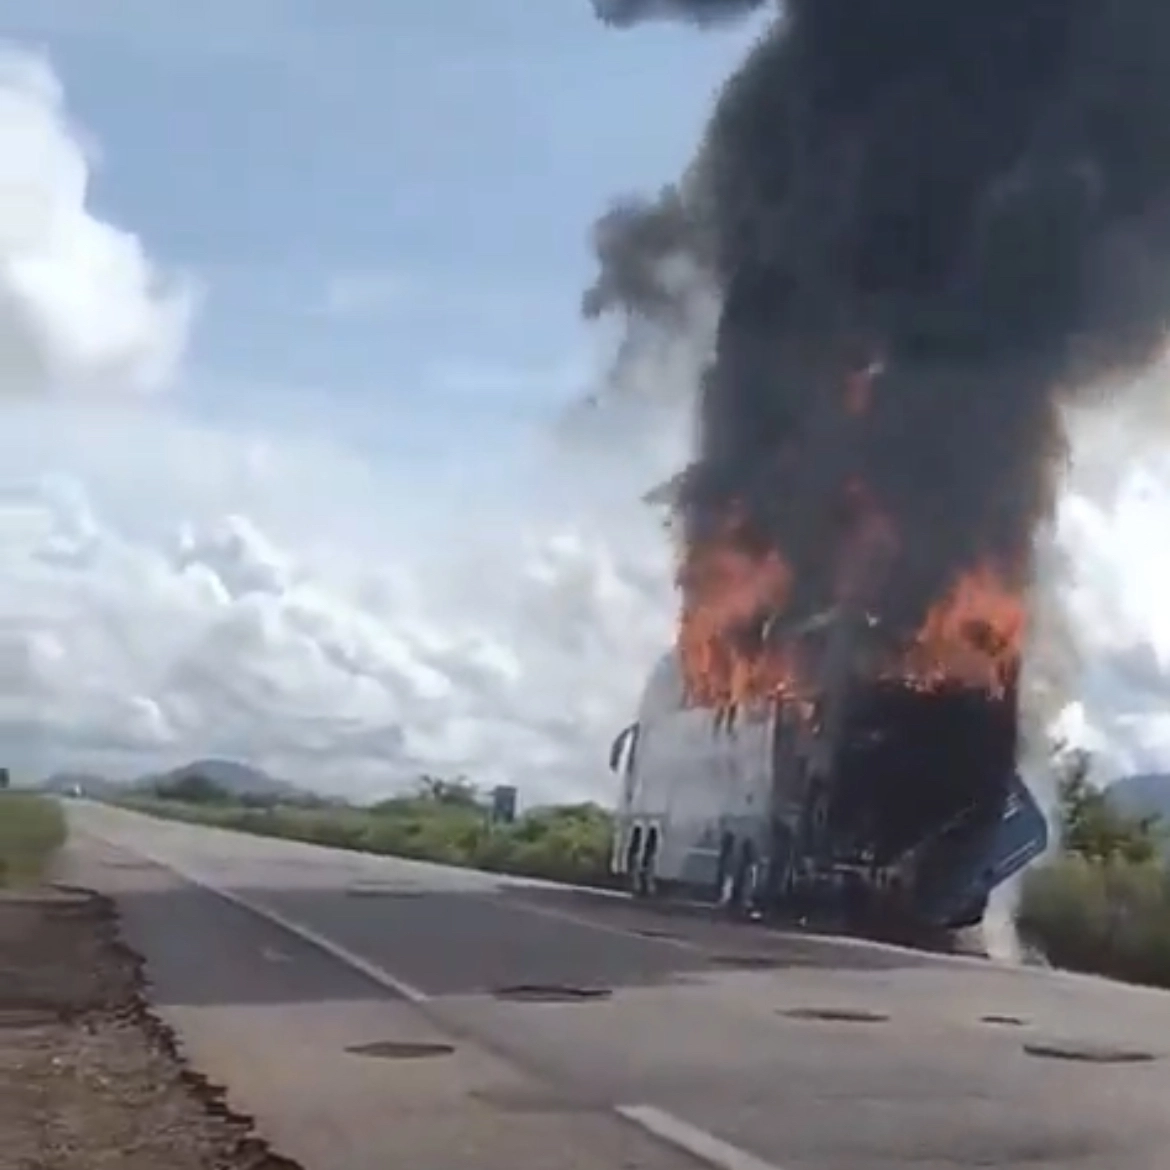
[415,775,479,808]
[0,768,9,791]
[1055,749,1161,865]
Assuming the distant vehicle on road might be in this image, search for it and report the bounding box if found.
[608,612,1048,941]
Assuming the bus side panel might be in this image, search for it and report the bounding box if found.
[653,705,777,890]
[649,707,725,887]
[723,705,778,862]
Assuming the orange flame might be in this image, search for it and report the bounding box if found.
[674,361,1026,711]
[676,523,797,709]
[896,564,1026,697]
[679,549,1025,709]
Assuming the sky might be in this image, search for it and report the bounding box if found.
[2,1,1170,803]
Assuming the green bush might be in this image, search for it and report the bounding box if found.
[116,787,616,888]
[1015,748,1170,988]
[492,804,614,883]
[0,793,67,887]
[1017,855,1170,986]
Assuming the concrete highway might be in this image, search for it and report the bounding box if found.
[63,801,1170,1170]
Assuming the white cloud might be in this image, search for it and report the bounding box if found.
[1,409,677,803]
[4,391,1170,813]
[1049,444,1170,777]
[0,44,191,399]
[7,390,1170,805]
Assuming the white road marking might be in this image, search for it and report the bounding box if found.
[617,1105,787,1170]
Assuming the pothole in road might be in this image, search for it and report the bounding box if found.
[981,1013,1029,1027]
[781,1007,891,1024]
[492,984,613,1004]
[345,1040,455,1060]
[634,928,678,940]
[1023,1040,1158,1064]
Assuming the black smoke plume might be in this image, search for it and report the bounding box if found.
[588,0,1170,656]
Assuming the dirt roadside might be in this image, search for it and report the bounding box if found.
[0,886,299,1170]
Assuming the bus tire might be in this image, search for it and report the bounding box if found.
[625,825,644,895]
[731,841,756,916]
[715,833,736,908]
[635,827,660,899]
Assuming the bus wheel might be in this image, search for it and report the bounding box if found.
[636,828,660,898]
[715,834,736,908]
[625,825,644,894]
[726,841,756,917]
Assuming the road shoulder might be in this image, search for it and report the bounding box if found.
[0,882,292,1170]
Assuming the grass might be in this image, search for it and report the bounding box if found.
[0,793,67,888]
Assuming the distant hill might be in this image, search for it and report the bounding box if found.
[136,759,303,802]
[1107,773,1170,825]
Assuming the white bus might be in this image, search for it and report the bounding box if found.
[608,632,1049,936]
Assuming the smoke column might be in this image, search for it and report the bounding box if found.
[587,0,1170,661]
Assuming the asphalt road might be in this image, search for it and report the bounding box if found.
[64,801,1170,1170]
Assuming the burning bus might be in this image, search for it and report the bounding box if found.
[587,0,1170,940]
[608,627,1049,940]
[608,536,1049,939]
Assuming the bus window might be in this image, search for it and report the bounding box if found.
[714,705,738,736]
[608,728,626,773]
[609,724,639,774]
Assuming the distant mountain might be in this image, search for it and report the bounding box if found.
[136,758,303,801]
[1107,773,1170,825]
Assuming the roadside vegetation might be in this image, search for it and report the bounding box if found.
[0,786,67,887]
[119,772,617,888]
[1016,749,1170,988]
